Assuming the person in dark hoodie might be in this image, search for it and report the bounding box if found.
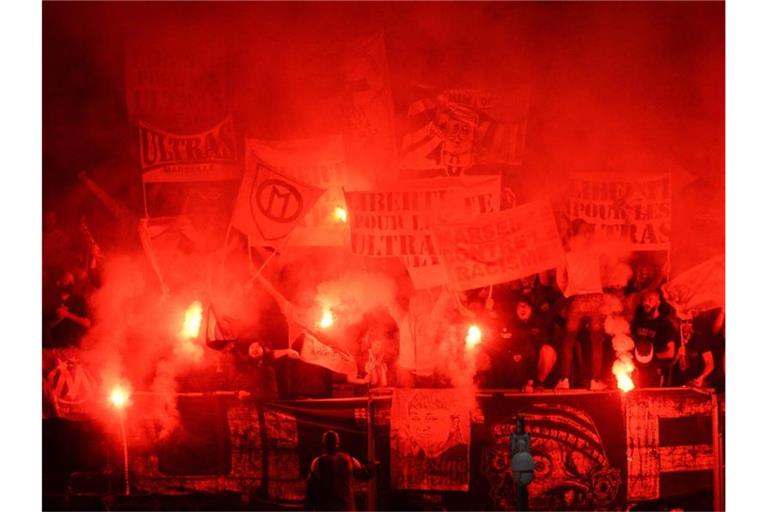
[478,297,539,392]
[305,431,376,511]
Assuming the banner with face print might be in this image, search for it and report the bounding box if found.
[400,87,529,178]
[390,388,471,491]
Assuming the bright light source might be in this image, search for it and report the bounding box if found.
[612,358,635,392]
[333,207,348,223]
[318,308,334,329]
[181,301,203,339]
[465,325,482,348]
[110,387,128,409]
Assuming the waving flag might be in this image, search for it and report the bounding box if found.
[662,255,725,314]
[231,161,325,245]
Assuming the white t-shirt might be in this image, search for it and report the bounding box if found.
[562,248,603,298]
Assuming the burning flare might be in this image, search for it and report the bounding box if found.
[110,386,129,409]
[181,301,203,339]
[465,325,482,348]
[333,207,348,223]
[318,308,334,329]
[612,357,635,392]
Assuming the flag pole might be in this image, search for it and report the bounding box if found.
[367,392,377,511]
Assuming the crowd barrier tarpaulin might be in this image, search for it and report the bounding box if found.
[246,136,349,247]
[344,176,500,289]
[390,388,471,491]
[113,388,718,510]
[432,200,566,291]
[400,87,530,179]
[568,173,672,251]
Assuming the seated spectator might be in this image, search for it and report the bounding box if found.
[508,296,558,389]
[477,311,538,392]
[671,313,715,388]
[43,270,91,349]
[631,290,678,387]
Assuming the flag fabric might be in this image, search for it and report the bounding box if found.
[246,137,348,246]
[296,333,358,378]
[341,34,398,180]
[400,87,529,178]
[344,176,500,289]
[231,162,326,245]
[431,201,565,291]
[662,255,724,314]
[140,117,240,183]
[568,172,672,251]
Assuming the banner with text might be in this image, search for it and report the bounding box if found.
[139,117,240,183]
[246,137,349,246]
[569,173,672,250]
[344,176,500,289]
[124,36,230,129]
[432,201,565,291]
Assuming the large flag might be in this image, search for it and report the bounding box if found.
[341,34,398,180]
[139,117,240,183]
[124,33,230,130]
[344,176,500,289]
[662,255,724,314]
[246,137,348,246]
[400,87,529,178]
[568,172,672,251]
[231,161,325,245]
[432,201,565,291]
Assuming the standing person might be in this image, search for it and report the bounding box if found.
[672,313,715,388]
[631,290,678,387]
[555,220,609,390]
[305,431,375,511]
[478,307,538,392]
[43,270,91,349]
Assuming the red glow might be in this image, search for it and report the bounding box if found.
[465,325,482,349]
[612,358,636,392]
[318,308,334,329]
[181,301,203,339]
[110,386,129,409]
[333,207,348,223]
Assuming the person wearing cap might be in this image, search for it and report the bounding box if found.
[305,431,376,511]
[631,289,678,387]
